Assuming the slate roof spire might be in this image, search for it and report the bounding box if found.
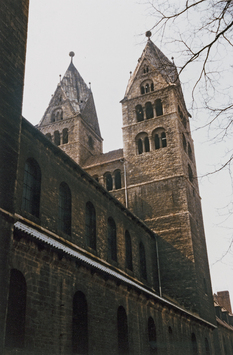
[38,53,101,137]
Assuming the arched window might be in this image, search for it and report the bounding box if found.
[62,128,68,144]
[205,337,210,355]
[22,158,41,218]
[108,217,117,261]
[125,230,133,271]
[115,170,121,190]
[148,317,157,353]
[136,105,144,122]
[5,269,26,349]
[85,202,96,250]
[145,83,150,93]
[136,133,150,155]
[151,83,154,91]
[117,306,129,354]
[146,102,154,119]
[188,142,192,160]
[153,129,167,150]
[191,333,198,354]
[138,139,143,155]
[72,291,88,354]
[182,133,186,151]
[188,165,193,183]
[105,173,113,191]
[54,130,60,146]
[58,182,71,235]
[139,241,147,280]
[45,133,52,141]
[141,86,145,95]
[155,99,163,116]
[145,136,150,152]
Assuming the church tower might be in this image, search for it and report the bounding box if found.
[121,33,215,323]
[37,52,103,166]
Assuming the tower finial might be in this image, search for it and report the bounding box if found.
[145,31,152,40]
[69,51,75,62]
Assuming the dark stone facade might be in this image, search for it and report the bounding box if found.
[1,1,233,354]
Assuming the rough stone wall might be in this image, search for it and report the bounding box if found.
[7,232,214,355]
[0,0,29,351]
[121,77,215,323]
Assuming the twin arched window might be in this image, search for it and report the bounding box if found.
[22,158,41,218]
[136,133,150,155]
[108,217,117,261]
[51,108,63,122]
[154,129,167,150]
[58,182,71,235]
[54,129,69,146]
[85,202,96,250]
[105,171,121,191]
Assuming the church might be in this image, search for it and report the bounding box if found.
[0,1,233,354]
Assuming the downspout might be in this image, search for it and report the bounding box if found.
[122,159,128,208]
[156,237,162,297]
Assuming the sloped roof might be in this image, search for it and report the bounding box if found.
[124,39,179,97]
[83,148,123,168]
[38,59,101,136]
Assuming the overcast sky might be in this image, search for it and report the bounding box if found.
[22,0,233,305]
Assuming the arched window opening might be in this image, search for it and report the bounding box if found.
[45,133,52,141]
[182,133,186,151]
[191,333,198,354]
[139,241,147,280]
[136,105,144,122]
[151,83,154,91]
[146,102,154,119]
[22,158,41,218]
[108,217,117,261]
[148,317,157,353]
[115,170,121,190]
[188,142,192,160]
[138,139,143,155]
[54,130,60,146]
[188,165,193,183]
[105,173,113,191]
[154,134,160,150]
[155,99,163,116]
[144,66,149,74]
[62,128,68,144]
[5,269,26,349]
[72,291,88,354]
[117,306,129,354]
[145,83,150,93]
[85,202,96,250]
[145,136,150,152]
[125,230,133,271]
[141,86,145,95]
[161,132,167,148]
[58,182,71,235]
[205,337,210,355]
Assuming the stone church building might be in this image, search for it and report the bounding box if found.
[0,1,233,354]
